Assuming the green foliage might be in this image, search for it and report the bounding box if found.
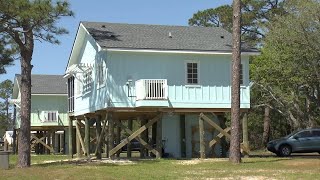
[188,0,285,46]
[0,0,73,52]
[0,79,13,134]
[252,0,320,129]
[0,0,73,167]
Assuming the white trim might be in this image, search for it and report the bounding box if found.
[106,48,260,55]
[32,94,67,96]
[80,23,102,51]
[185,60,200,85]
[65,23,102,74]
[185,85,201,88]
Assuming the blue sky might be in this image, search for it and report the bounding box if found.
[1,0,232,82]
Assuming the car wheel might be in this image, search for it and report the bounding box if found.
[279,145,291,157]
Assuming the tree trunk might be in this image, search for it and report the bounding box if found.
[262,106,271,148]
[12,105,17,154]
[229,0,242,164]
[17,28,34,167]
[18,52,32,167]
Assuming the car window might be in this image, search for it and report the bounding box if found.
[295,131,312,138]
[312,130,320,137]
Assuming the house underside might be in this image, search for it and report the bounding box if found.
[68,107,249,159]
[13,126,67,155]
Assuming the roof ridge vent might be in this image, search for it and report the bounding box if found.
[168,32,172,38]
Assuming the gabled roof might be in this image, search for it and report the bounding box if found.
[81,21,257,52]
[15,74,67,95]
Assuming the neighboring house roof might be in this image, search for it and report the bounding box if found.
[82,21,257,52]
[15,74,67,95]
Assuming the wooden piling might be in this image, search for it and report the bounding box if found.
[52,131,56,154]
[47,131,51,154]
[96,115,102,159]
[54,132,59,153]
[84,116,90,157]
[156,117,162,159]
[180,114,186,158]
[141,118,148,158]
[60,132,64,154]
[242,113,250,157]
[127,119,133,158]
[68,117,73,158]
[199,116,205,159]
[116,120,121,158]
[108,114,114,159]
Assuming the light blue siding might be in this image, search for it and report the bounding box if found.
[15,95,68,128]
[73,47,250,115]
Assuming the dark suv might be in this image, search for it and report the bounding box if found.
[267,128,320,156]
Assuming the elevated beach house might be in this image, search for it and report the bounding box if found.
[10,74,69,154]
[64,22,257,159]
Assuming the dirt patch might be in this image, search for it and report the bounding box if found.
[34,158,136,166]
[176,158,228,165]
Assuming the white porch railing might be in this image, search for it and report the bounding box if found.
[136,79,168,100]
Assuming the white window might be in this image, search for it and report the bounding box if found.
[96,61,106,87]
[186,61,199,84]
[83,70,93,93]
[43,111,58,122]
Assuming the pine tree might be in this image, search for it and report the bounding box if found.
[0,0,73,167]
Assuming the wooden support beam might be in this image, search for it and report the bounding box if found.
[108,114,114,159]
[201,113,249,155]
[115,120,159,156]
[31,134,55,153]
[75,120,87,155]
[200,113,231,138]
[156,115,163,159]
[127,119,133,158]
[95,115,102,159]
[68,117,73,158]
[110,114,162,156]
[76,120,82,158]
[95,114,108,155]
[199,116,205,159]
[84,116,90,157]
[209,127,231,147]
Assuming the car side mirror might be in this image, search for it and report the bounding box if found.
[293,135,299,139]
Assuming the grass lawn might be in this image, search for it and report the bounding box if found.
[1,153,320,180]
